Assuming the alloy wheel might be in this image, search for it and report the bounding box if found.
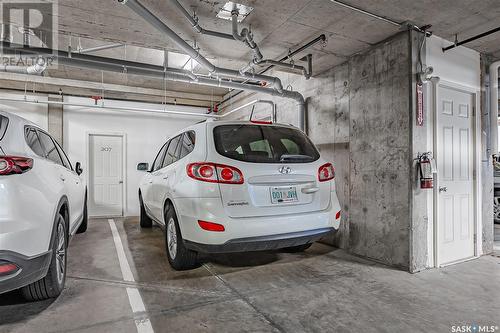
[55,218,66,285]
[167,218,177,260]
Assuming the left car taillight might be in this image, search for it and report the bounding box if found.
[0,261,19,276]
[187,162,244,184]
[0,156,33,176]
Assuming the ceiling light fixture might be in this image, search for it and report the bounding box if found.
[216,1,253,22]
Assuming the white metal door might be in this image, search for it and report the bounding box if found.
[436,86,475,265]
[89,134,124,217]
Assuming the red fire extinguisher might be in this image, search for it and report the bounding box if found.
[417,152,434,189]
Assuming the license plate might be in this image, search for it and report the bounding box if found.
[270,186,298,204]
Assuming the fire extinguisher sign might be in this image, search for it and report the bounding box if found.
[416,84,424,126]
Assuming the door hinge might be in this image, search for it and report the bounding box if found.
[473,170,477,179]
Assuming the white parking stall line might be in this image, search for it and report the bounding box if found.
[108,219,154,333]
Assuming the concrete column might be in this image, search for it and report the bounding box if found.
[47,95,63,145]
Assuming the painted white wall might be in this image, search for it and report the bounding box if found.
[0,93,48,130]
[62,96,206,217]
[423,35,481,267]
[426,36,480,89]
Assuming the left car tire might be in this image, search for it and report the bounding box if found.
[21,213,67,301]
[165,207,198,270]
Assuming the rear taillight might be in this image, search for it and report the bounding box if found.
[0,261,19,276]
[318,163,335,182]
[187,163,244,184]
[198,220,225,232]
[0,156,33,176]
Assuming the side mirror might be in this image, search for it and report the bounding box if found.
[75,162,83,176]
[137,162,149,171]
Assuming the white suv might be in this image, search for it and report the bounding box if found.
[0,111,87,300]
[138,120,341,270]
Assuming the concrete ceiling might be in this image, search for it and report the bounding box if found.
[3,0,500,102]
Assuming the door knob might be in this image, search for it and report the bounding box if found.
[439,186,447,193]
[118,180,123,184]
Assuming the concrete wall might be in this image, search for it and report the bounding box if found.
[221,32,413,269]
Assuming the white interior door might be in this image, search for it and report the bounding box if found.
[436,86,475,265]
[89,134,124,217]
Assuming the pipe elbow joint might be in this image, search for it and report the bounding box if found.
[272,78,284,93]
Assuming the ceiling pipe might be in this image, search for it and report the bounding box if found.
[490,61,500,155]
[0,97,217,118]
[231,9,263,63]
[78,43,123,54]
[222,99,276,121]
[0,57,47,75]
[443,27,500,52]
[169,0,234,40]
[117,0,284,93]
[2,42,307,131]
[0,41,199,81]
[240,54,313,79]
[328,0,431,35]
[219,35,325,107]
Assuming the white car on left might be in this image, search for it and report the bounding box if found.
[0,110,87,301]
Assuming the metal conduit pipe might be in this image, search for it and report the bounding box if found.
[0,41,199,81]
[15,49,306,130]
[169,0,234,40]
[221,99,276,121]
[240,54,312,79]
[219,35,325,107]
[117,0,283,92]
[78,43,123,54]
[0,97,218,118]
[0,57,47,75]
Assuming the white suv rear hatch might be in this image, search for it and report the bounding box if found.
[212,124,331,218]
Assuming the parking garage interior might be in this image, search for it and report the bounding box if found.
[0,0,499,332]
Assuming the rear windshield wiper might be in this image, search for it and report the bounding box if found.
[280,154,314,162]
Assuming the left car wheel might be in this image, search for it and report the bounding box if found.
[165,207,198,270]
[21,213,67,301]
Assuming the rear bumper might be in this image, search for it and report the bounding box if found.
[174,192,341,250]
[0,250,51,294]
[184,227,334,253]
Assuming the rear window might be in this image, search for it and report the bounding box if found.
[213,125,320,163]
[0,116,8,141]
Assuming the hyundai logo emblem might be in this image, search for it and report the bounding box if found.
[279,166,292,174]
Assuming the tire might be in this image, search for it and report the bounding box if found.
[76,194,88,234]
[139,194,152,228]
[165,206,198,270]
[283,243,313,253]
[21,213,68,301]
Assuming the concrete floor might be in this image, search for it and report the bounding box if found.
[1,218,499,333]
